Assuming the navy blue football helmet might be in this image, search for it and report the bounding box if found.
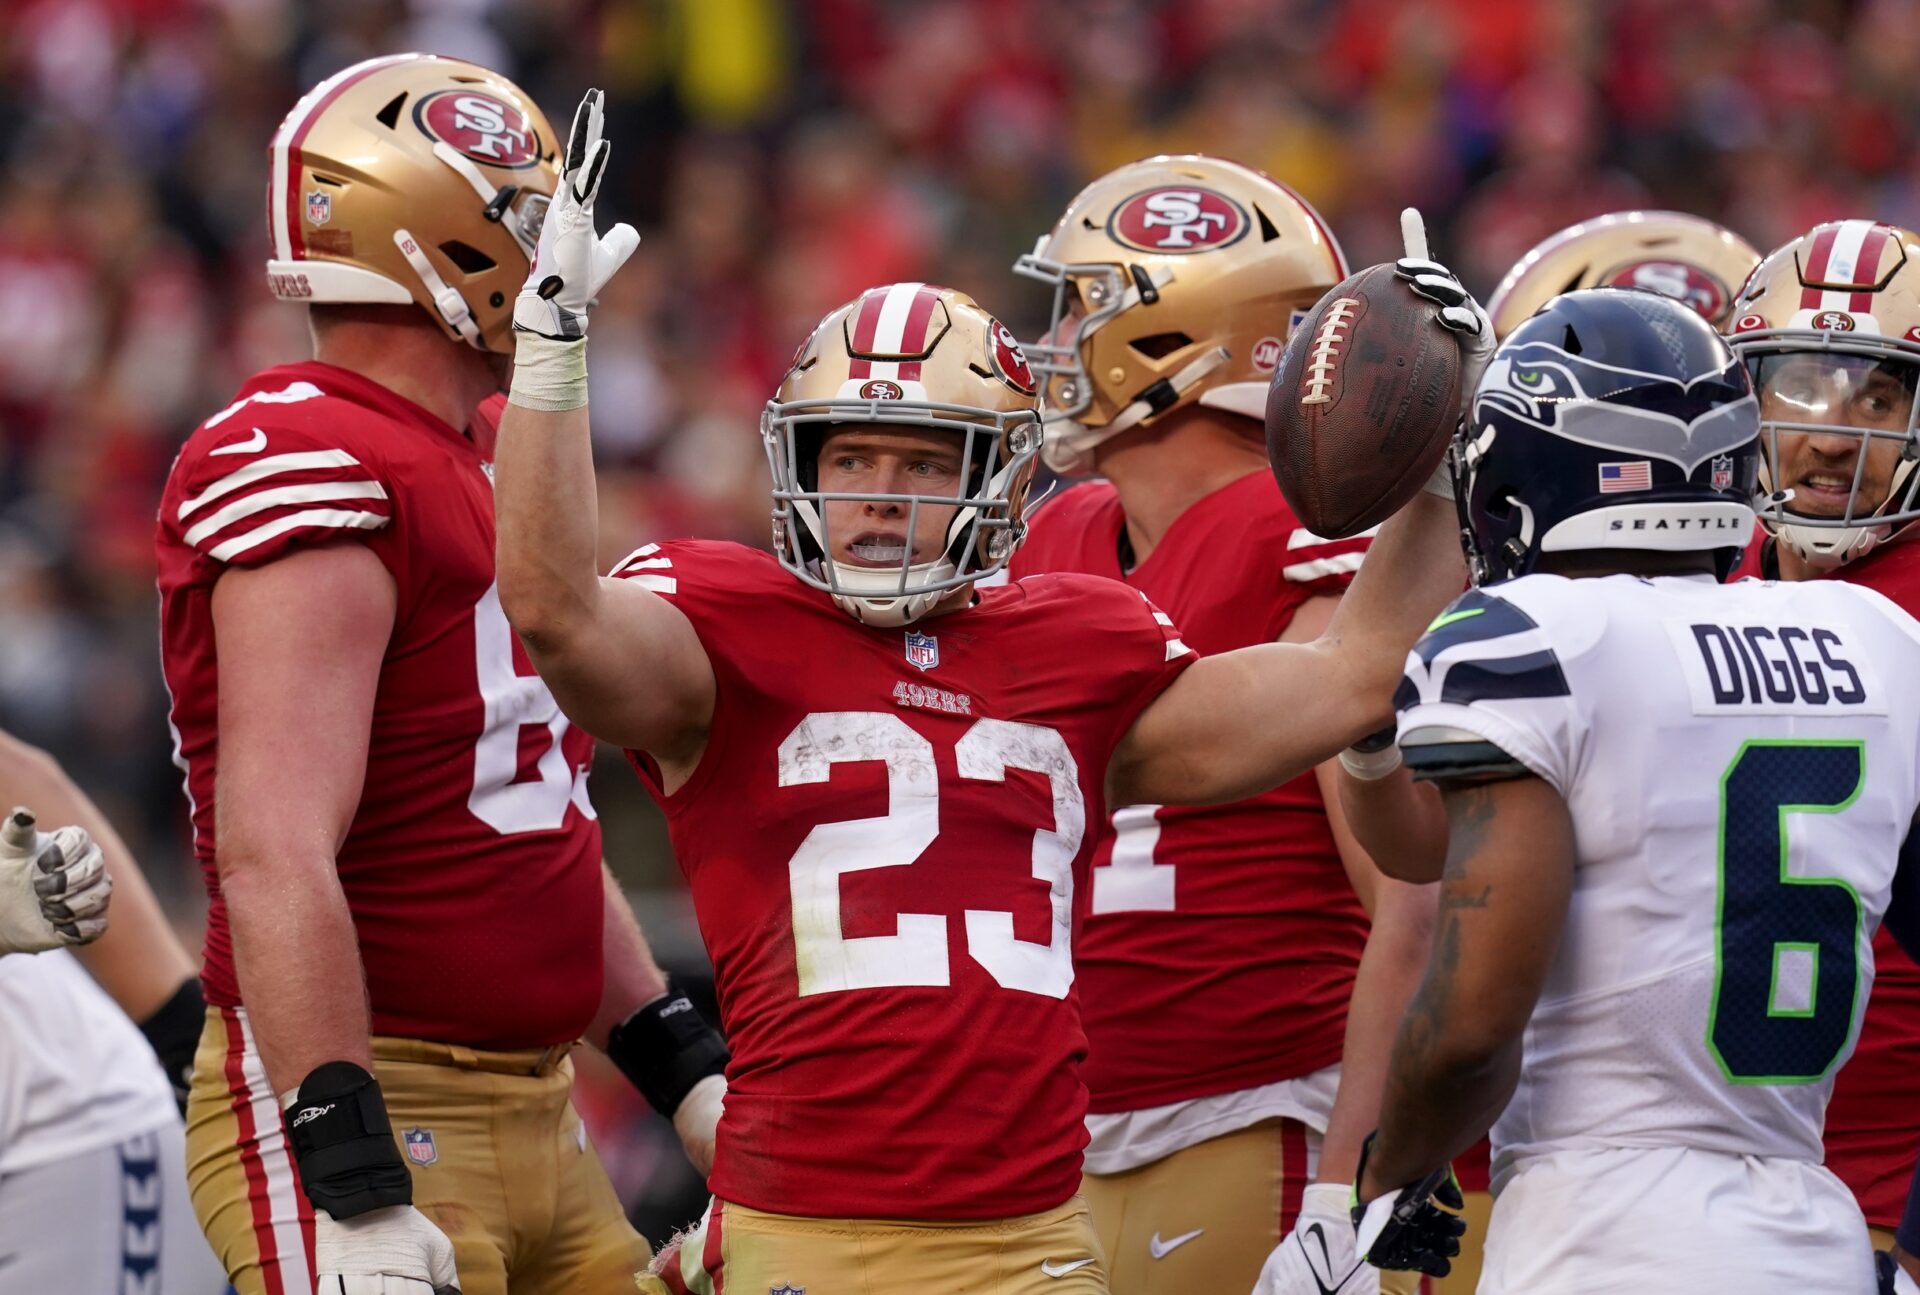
[1454,288,1760,584]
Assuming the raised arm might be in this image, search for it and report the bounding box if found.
[1108,491,1464,806]
[493,89,712,767]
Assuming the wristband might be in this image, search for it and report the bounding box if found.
[138,976,204,1114]
[508,332,589,412]
[283,1061,412,1220]
[606,978,730,1118]
[1422,442,1456,499]
[1340,725,1403,781]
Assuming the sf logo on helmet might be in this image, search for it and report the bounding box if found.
[1109,187,1249,253]
[415,90,539,168]
[1604,260,1730,323]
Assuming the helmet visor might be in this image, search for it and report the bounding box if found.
[1748,348,1920,529]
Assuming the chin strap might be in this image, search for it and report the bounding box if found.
[392,227,483,348]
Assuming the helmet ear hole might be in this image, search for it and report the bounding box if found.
[1128,332,1193,360]
[438,241,497,274]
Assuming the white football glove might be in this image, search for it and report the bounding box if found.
[315,1204,460,1295]
[672,1072,726,1177]
[0,807,110,954]
[1393,207,1495,423]
[513,87,639,344]
[1254,1184,1379,1295]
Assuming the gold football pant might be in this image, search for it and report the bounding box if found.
[659,1194,1108,1293]
[184,1005,651,1295]
[1081,1118,1424,1295]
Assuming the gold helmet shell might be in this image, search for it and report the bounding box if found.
[1728,219,1920,568]
[266,54,559,354]
[1013,155,1347,475]
[1487,211,1760,340]
[764,282,1043,626]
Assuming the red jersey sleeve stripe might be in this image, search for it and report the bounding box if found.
[204,508,391,562]
[182,480,389,549]
[177,449,368,519]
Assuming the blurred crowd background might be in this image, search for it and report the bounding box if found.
[1,0,1916,1239]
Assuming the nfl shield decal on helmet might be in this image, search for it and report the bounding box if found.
[904,630,939,671]
[306,190,332,226]
[770,1286,805,1295]
[1711,454,1734,490]
[403,1128,438,1166]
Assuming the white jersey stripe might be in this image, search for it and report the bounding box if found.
[1165,637,1191,660]
[1283,551,1367,582]
[183,480,388,548]
[177,450,364,519]
[1289,523,1380,549]
[626,574,678,594]
[1818,219,1877,311]
[234,1009,313,1295]
[207,508,389,563]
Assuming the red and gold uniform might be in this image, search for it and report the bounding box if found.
[619,539,1193,1292]
[1734,535,1920,1239]
[1009,471,1379,1290]
[158,364,644,1295]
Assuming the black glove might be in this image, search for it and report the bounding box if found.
[1351,1132,1468,1276]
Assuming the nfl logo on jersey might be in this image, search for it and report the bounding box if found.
[904,630,939,671]
[403,1128,437,1166]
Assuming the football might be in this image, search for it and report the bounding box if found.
[1265,262,1464,538]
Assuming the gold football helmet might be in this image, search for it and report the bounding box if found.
[1729,219,1920,567]
[1013,155,1347,475]
[1487,211,1760,340]
[266,54,559,353]
[764,283,1043,626]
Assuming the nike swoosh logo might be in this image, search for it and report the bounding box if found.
[1302,1223,1352,1295]
[1148,1228,1204,1259]
[1040,1258,1095,1278]
[1426,606,1486,633]
[210,427,268,456]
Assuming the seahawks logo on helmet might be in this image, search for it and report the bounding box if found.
[1474,340,1759,475]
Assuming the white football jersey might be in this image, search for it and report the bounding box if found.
[0,950,178,1175]
[1396,572,1920,1187]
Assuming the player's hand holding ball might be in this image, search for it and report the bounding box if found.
[1266,208,1489,537]
[0,806,111,954]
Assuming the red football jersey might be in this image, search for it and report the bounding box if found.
[1733,532,1920,1225]
[617,540,1194,1219]
[1009,471,1372,1110]
[156,363,603,1049]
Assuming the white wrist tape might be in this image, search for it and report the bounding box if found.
[1422,448,1455,499]
[509,332,590,412]
[1339,742,1403,781]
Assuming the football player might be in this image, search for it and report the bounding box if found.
[0,730,228,1294]
[1006,155,1435,1295]
[1725,218,1920,1274]
[493,97,1477,1294]
[1354,288,1920,1292]
[1337,208,1765,1292]
[154,57,724,1295]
